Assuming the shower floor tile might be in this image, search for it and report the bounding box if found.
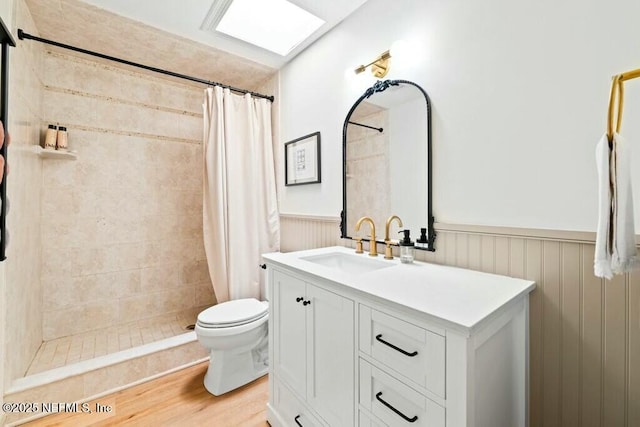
[26,307,206,376]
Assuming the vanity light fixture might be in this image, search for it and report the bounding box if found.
[354,50,392,78]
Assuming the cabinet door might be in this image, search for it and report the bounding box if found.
[273,270,307,397]
[306,284,355,427]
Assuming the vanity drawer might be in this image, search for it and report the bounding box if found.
[359,306,446,397]
[273,381,324,427]
[360,359,445,427]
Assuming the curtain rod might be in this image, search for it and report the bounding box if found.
[17,29,274,102]
[348,120,383,133]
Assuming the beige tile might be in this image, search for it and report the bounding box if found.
[118,332,132,351]
[119,294,155,323]
[183,341,210,361]
[67,344,82,364]
[42,276,76,311]
[82,357,148,398]
[180,308,200,323]
[141,264,181,291]
[181,214,204,240]
[36,44,209,349]
[80,336,96,361]
[54,338,71,355]
[151,325,166,342]
[146,348,180,376]
[43,53,120,97]
[130,327,143,347]
[160,323,174,339]
[43,309,77,341]
[94,333,107,357]
[195,282,217,306]
[43,89,97,127]
[106,331,119,354]
[95,270,142,298]
[166,288,196,313]
[41,187,75,219]
[29,308,202,375]
[106,243,145,272]
[178,114,204,141]
[181,260,210,285]
[170,321,188,336]
[140,326,155,344]
[74,246,110,276]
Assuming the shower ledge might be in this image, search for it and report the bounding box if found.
[34,145,77,160]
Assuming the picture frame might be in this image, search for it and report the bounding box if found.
[285,131,321,186]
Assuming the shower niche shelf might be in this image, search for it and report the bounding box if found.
[35,146,77,160]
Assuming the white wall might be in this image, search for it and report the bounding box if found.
[279,0,640,232]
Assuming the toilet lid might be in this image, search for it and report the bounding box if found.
[197,298,268,328]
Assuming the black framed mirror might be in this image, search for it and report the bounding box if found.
[0,17,15,261]
[341,79,435,251]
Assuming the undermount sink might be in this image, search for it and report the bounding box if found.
[300,251,393,274]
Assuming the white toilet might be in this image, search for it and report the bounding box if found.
[195,298,269,395]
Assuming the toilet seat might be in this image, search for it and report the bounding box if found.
[197,298,268,329]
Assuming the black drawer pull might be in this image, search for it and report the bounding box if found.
[375,391,418,423]
[303,300,311,306]
[375,334,418,357]
[296,297,304,302]
[294,414,303,426]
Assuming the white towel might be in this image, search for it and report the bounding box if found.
[594,134,612,278]
[610,133,639,273]
[594,133,639,279]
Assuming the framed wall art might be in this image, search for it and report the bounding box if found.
[285,131,321,186]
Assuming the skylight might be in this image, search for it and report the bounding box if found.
[215,0,325,56]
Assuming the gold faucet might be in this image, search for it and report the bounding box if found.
[384,215,403,259]
[355,216,378,256]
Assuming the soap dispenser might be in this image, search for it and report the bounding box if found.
[416,228,429,249]
[398,230,415,264]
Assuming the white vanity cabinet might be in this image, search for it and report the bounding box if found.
[264,246,535,427]
[270,269,355,427]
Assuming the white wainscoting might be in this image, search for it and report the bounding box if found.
[279,214,341,252]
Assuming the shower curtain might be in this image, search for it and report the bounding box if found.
[203,86,280,303]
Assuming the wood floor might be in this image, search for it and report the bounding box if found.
[22,362,269,427]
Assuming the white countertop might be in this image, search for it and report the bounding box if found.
[262,246,535,333]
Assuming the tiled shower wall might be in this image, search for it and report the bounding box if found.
[345,105,390,233]
[3,0,44,389]
[40,51,215,341]
[280,215,640,427]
